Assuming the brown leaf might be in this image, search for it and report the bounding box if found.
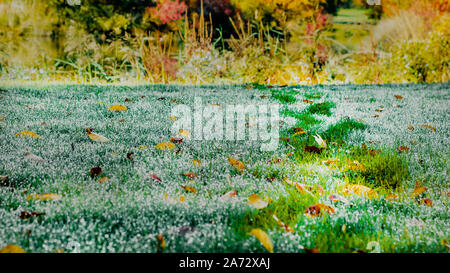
[397,146,410,153]
[182,172,198,179]
[304,248,320,253]
[228,157,245,173]
[369,149,381,157]
[221,190,237,200]
[20,211,45,219]
[419,198,433,207]
[394,95,404,100]
[303,146,322,154]
[126,152,134,161]
[147,173,162,183]
[156,234,165,253]
[407,126,414,131]
[90,166,102,177]
[303,100,313,104]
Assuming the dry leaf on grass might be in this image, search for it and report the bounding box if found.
[108,104,127,111]
[15,130,40,138]
[272,214,295,233]
[249,229,273,253]
[305,203,335,217]
[155,142,176,150]
[248,194,268,209]
[26,193,62,201]
[0,245,26,253]
[228,157,245,173]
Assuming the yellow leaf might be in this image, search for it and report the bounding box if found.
[88,133,109,142]
[26,193,62,201]
[169,116,177,121]
[0,245,26,253]
[108,104,127,111]
[228,157,245,173]
[179,129,191,139]
[192,160,201,167]
[15,130,40,138]
[248,193,268,209]
[343,184,377,199]
[179,195,185,202]
[155,142,175,150]
[249,229,273,253]
[292,130,308,137]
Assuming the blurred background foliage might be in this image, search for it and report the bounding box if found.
[0,0,448,84]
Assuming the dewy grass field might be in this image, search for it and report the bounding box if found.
[0,83,449,253]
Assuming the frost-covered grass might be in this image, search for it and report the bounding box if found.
[0,83,449,253]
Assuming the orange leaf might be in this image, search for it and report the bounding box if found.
[343,184,377,199]
[182,185,197,193]
[305,203,335,217]
[422,124,436,131]
[228,157,245,173]
[156,234,165,253]
[303,99,313,104]
[220,190,237,200]
[397,146,410,153]
[192,160,201,167]
[410,181,427,198]
[394,95,404,100]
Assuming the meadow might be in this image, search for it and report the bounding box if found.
[0,83,448,253]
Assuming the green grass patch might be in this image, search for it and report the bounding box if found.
[306,101,336,116]
[322,118,367,144]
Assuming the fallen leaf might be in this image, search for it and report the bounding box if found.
[108,104,127,111]
[422,124,436,132]
[407,126,414,131]
[373,114,379,118]
[126,152,134,161]
[410,181,427,198]
[394,95,404,100]
[375,108,383,112]
[192,160,201,167]
[305,203,335,217]
[248,194,268,209]
[98,177,110,184]
[20,211,45,219]
[419,198,433,207]
[90,166,102,177]
[15,130,40,138]
[220,190,237,200]
[178,195,185,202]
[304,248,320,253]
[24,152,44,163]
[303,99,313,104]
[147,173,162,183]
[228,157,245,173]
[156,234,165,253]
[86,128,109,142]
[343,184,377,199]
[397,146,410,153]
[26,193,62,201]
[182,185,197,193]
[182,172,198,179]
[0,245,26,253]
[323,160,338,165]
[368,149,381,157]
[303,146,322,154]
[0,115,5,120]
[249,229,273,253]
[155,142,175,150]
[386,194,399,201]
[272,214,295,232]
[169,116,177,121]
